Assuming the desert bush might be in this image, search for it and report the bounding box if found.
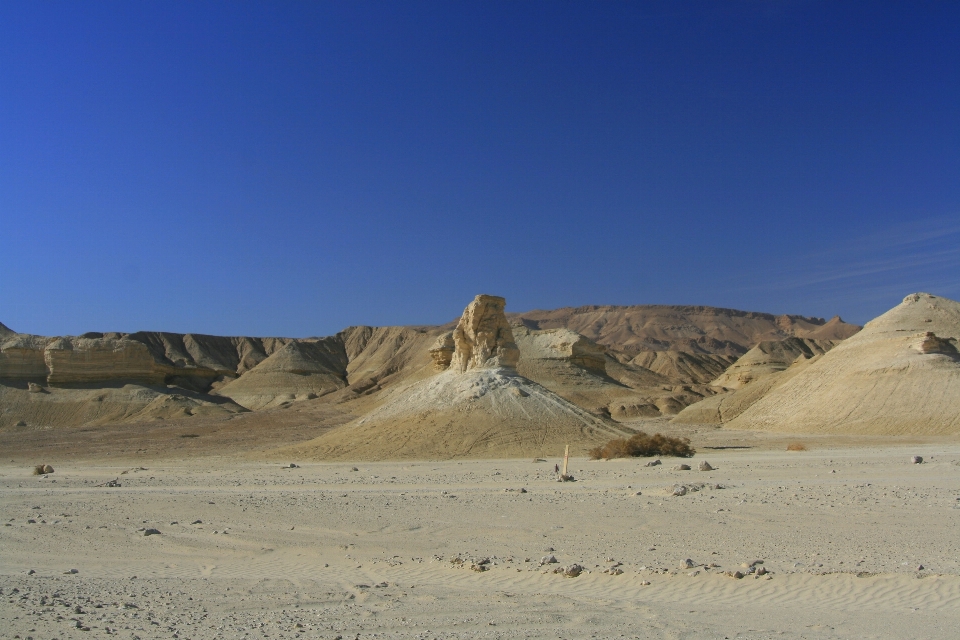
[589,432,695,460]
[786,442,808,451]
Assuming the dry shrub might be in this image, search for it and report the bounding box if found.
[589,432,695,460]
[786,442,808,451]
[33,465,46,475]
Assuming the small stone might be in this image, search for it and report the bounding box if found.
[645,459,662,467]
[15,420,26,427]
[640,580,651,585]
[27,569,35,575]
[65,568,79,574]
[28,382,43,393]
[681,558,696,569]
[731,570,744,579]
[42,464,55,474]
[911,456,923,464]
[562,564,583,578]
[351,467,359,471]
[674,464,691,471]
[635,491,642,495]
[143,528,161,536]
[540,554,558,565]
[287,463,299,468]
[698,461,714,471]
[756,567,768,575]
[190,520,202,525]
[519,488,527,493]
[672,485,688,496]
[917,564,924,571]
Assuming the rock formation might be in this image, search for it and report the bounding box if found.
[448,295,519,372]
[286,295,629,460]
[429,332,455,370]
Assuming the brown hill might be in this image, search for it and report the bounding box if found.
[514,305,859,356]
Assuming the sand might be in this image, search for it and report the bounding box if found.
[3,438,960,639]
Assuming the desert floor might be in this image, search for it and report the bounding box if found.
[3,430,960,639]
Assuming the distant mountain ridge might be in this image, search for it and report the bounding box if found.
[513,304,859,356]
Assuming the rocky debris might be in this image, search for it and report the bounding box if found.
[672,485,688,496]
[557,474,576,482]
[33,464,54,475]
[727,570,745,579]
[540,555,558,565]
[681,558,696,569]
[674,464,691,471]
[143,528,161,536]
[912,456,923,464]
[15,420,27,427]
[917,564,925,571]
[645,459,662,467]
[640,580,651,585]
[449,295,520,373]
[285,463,299,468]
[27,382,44,393]
[698,461,714,471]
[429,332,455,370]
[65,568,79,574]
[96,478,121,487]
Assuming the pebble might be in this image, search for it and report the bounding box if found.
[143,528,161,536]
[911,456,923,464]
[674,464,691,471]
[698,461,714,471]
[645,460,662,467]
[672,485,687,496]
[540,554,558,565]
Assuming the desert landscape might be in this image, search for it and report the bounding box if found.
[3,292,960,639]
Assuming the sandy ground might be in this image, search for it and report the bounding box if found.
[3,440,960,639]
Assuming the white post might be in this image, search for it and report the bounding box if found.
[561,444,569,477]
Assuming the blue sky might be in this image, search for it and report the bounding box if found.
[2,1,958,337]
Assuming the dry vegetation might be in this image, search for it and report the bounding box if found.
[786,442,808,451]
[589,432,695,460]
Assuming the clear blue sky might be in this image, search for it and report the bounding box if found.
[2,1,958,337]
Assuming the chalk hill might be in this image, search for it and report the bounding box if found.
[287,295,629,460]
[721,293,960,435]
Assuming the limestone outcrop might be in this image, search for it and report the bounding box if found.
[448,295,519,373]
[43,336,164,385]
[429,332,455,370]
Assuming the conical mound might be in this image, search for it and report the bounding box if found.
[726,293,960,435]
[279,294,628,460]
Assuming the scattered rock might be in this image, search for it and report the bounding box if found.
[756,567,768,575]
[286,463,299,468]
[143,528,161,536]
[519,488,527,493]
[15,420,27,427]
[45,463,56,473]
[640,580,651,585]
[672,485,687,496]
[681,558,696,569]
[65,568,79,574]
[728,570,745,579]
[698,461,714,471]
[645,459,662,467]
[917,564,925,571]
[674,464,691,471]
[540,555,558,565]
[350,467,359,472]
[557,564,583,577]
[911,456,923,464]
[191,520,202,524]
[28,382,44,393]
